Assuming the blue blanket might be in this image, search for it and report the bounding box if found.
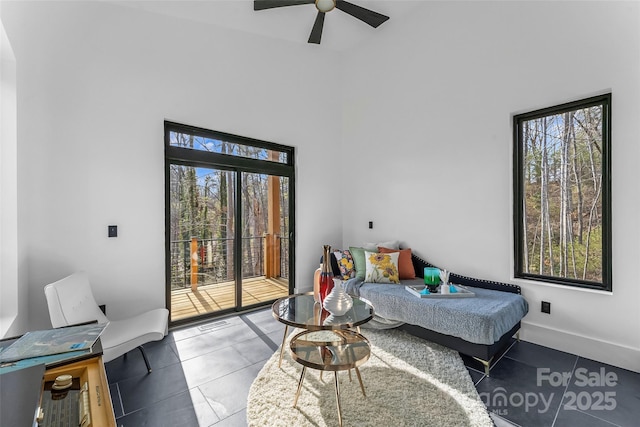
[344,278,528,345]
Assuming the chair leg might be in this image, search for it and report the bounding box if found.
[137,346,152,373]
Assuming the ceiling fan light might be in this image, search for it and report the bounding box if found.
[315,0,335,13]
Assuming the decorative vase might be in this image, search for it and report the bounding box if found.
[313,264,322,303]
[439,269,450,294]
[323,278,353,316]
[424,267,440,293]
[313,302,330,326]
[319,245,335,304]
[323,312,354,326]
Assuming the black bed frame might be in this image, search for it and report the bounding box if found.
[403,253,523,376]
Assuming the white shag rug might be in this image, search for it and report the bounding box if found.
[247,328,493,427]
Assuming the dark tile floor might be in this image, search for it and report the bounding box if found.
[105,308,640,427]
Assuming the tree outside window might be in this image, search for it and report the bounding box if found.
[513,94,611,291]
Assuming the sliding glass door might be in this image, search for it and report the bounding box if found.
[165,122,294,325]
[240,172,290,306]
[168,165,237,321]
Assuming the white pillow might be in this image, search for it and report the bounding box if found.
[364,251,400,284]
[362,240,400,251]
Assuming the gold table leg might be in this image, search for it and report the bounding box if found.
[278,325,289,368]
[355,367,366,396]
[334,372,343,427]
[293,366,307,407]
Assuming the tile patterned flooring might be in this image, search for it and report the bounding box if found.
[105,308,640,426]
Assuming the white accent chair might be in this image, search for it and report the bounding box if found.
[44,272,169,373]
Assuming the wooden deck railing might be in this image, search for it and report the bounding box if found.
[169,236,289,291]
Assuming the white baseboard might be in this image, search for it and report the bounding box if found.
[520,321,640,373]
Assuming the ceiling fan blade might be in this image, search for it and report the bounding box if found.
[308,11,325,44]
[254,0,315,11]
[335,0,389,28]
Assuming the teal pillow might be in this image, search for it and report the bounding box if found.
[349,246,376,280]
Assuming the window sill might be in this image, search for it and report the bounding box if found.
[511,277,613,295]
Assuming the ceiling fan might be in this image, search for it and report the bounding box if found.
[254,0,390,44]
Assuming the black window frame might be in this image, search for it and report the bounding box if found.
[164,121,296,325]
[513,94,612,291]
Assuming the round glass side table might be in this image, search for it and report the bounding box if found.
[271,293,374,367]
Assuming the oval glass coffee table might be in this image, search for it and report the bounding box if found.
[289,329,370,427]
[271,293,374,367]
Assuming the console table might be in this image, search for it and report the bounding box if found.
[0,337,116,426]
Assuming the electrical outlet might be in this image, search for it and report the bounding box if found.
[541,301,551,314]
[368,221,373,229]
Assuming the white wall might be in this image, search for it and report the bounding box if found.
[0,0,343,331]
[341,1,640,371]
[0,15,24,337]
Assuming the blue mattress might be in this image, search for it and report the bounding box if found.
[344,278,529,345]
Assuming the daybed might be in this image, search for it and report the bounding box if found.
[319,249,529,376]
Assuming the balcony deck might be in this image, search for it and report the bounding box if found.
[170,276,289,322]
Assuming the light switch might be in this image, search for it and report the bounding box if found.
[108,225,118,238]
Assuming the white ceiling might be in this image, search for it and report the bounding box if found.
[109,0,425,51]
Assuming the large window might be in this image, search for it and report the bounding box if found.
[513,94,611,291]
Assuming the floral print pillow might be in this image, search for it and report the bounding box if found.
[333,250,355,280]
[364,251,400,284]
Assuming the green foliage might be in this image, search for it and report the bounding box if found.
[524,225,603,282]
